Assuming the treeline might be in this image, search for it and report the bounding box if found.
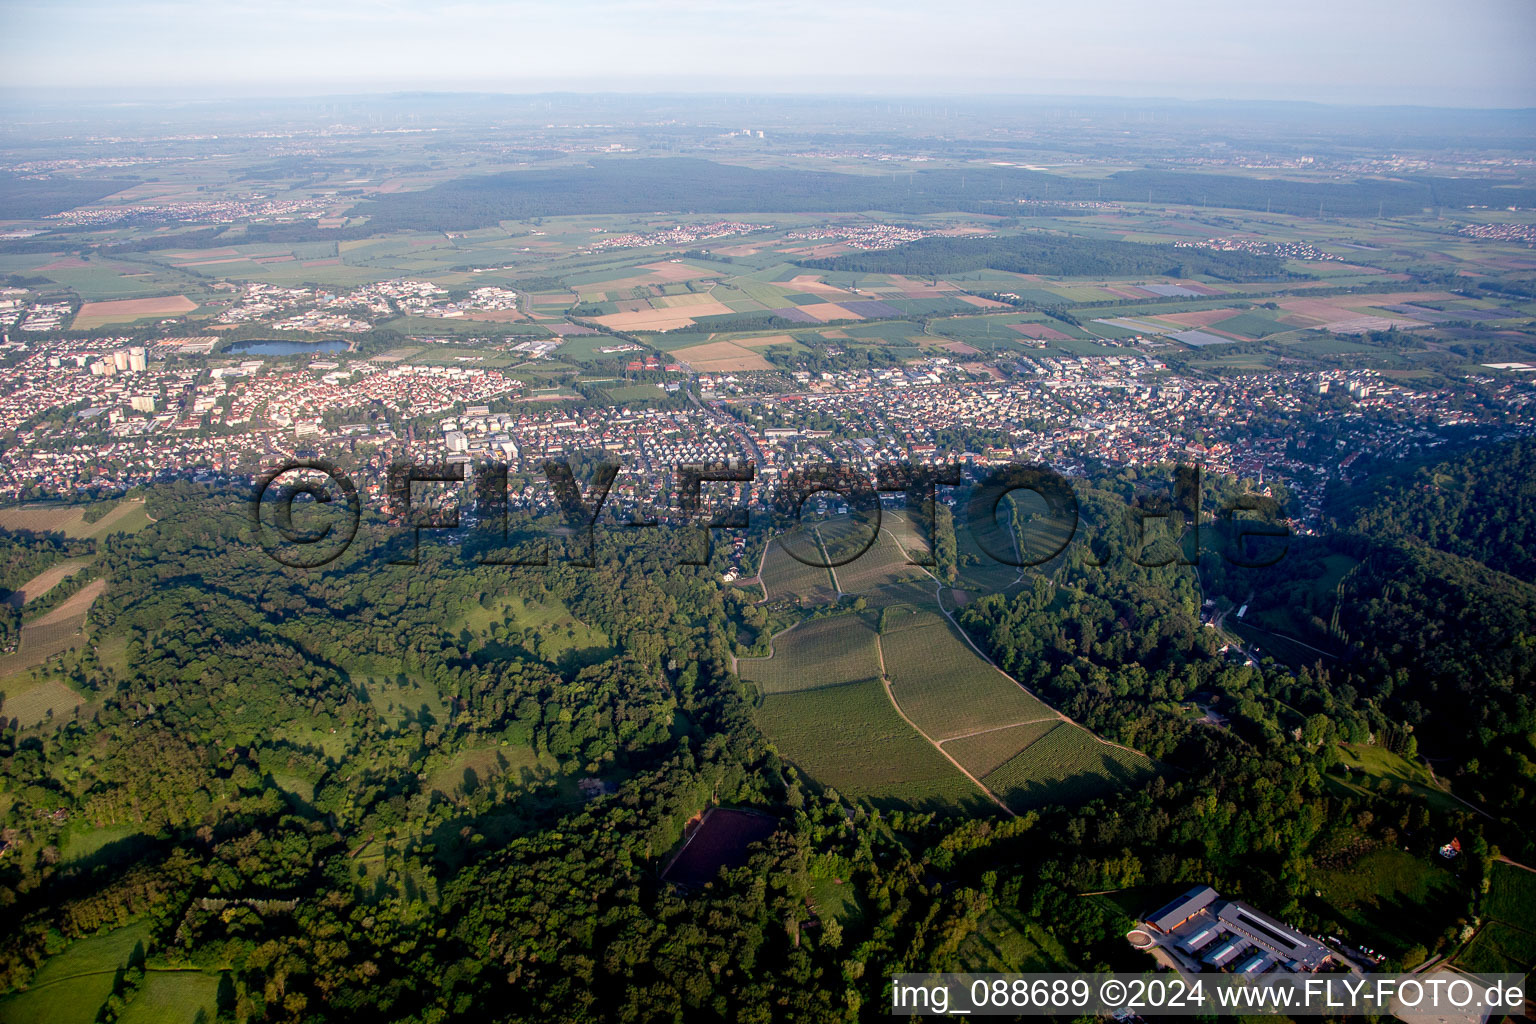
[328,159,1536,233]
[799,230,1289,280]
[0,174,138,220]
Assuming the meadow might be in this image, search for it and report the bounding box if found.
[0,921,153,1024]
[1309,848,1463,958]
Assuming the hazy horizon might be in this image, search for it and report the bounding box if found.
[3,0,1534,109]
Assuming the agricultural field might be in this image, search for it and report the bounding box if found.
[71,294,200,329]
[0,578,107,681]
[1457,922,1536,975]
[880,617,1055,741]
[941,718,1061,779]
[981,724,1152,811]
[828,528,927,595]
[0,673,85,727]
[738,612,882,694]
[2,557,91,607]
[0,499,152,540]
[755,678,993,813]
[757,537,838,605]
[1455,862,1536,973]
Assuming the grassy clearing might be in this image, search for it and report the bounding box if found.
[738,613,882,694]
[982,726,1151,811]
[1310,848,1463,957]
[424,741,550,795]
[756,679,991,814]
[1332,743,1463,815]
[954,907,1072,972]
[943,719,1061,779]
[881,620,1055,741]
[809,875,862,927]
[61,824,146,864]
[0,921,153,1024]
[117,970,223,1024]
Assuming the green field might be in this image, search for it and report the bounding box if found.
[756,679,991,813]
[0,921,153,1024]
[1455,862,1536,973]
[425,740,550,795]
[881,619,1055,741]
[738,613,882,694]
[953,907,1073,972]
[829,529,926,595]
[982,725,1151,811]
[0,673,85,727]
[758,539,838,604]
[1310,848,1464,957]
[942,718,1061,779]
[1458,920,1536,975]
[1331,743,1463,815]
[117,971,225,1024]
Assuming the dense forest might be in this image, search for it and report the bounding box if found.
[0,462,1520,1021]
[155,159,1536,237]
[1334,437,1536,581]
[797,230,1289,280]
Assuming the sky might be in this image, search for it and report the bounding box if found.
[2,0,1534,107]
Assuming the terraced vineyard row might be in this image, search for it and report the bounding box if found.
[755,679,994,814]
[739,613,882,693]
[982,725,1153,810]
[942,719,1061,779]
[881,618,1055,740]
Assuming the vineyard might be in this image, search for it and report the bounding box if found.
[881,618,1055,740]
[0,675,84,728]
[757,539,838,605]
[755,678,994,813]
[880,511,933,562]
[829,530,924,595]
[942,719,1061,779]
[982,725,1153,810]
[738,613,882,694]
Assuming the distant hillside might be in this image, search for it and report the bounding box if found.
[347,158,1536,232]
[0,173,137,220]
[796,230,1288,280]
[1338,437,1536,582]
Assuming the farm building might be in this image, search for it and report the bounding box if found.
[1147,885,1218,932]
[1203,937,1248,968]
[1142,886,1334,974]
